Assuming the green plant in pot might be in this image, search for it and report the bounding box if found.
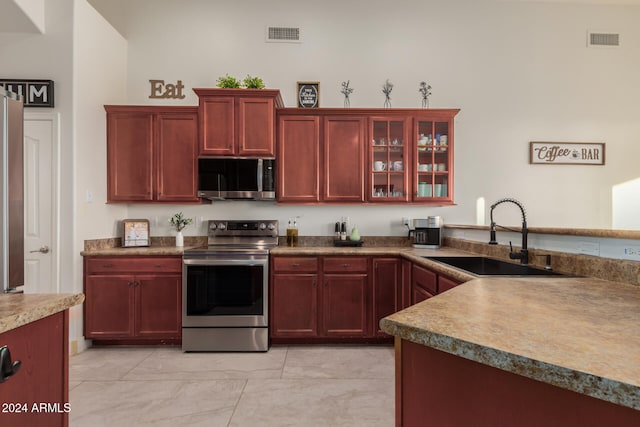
[243,75,265,89]
[216,74,242,88]
[169,212,192,247]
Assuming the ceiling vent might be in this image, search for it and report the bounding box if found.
[587,31,620,47]
[266,26,301,43]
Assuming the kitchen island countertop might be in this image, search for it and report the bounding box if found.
[381,276,640,411]
[0,293,85,334]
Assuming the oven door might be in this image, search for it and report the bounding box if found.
[182,253,268,328]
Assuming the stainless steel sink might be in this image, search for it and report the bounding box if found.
[424,256,565,276]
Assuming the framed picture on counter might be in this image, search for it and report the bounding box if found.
[297,81,320,108]
[122,219,150,247]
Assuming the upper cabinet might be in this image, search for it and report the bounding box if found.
[277,108,459,205]
[194,88,284,157]
[105,106,199,203]
[277,111,365,203]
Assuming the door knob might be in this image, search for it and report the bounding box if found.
[29,245,50,254]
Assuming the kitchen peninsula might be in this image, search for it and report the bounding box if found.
[380,277,640,426]
[0,293,84,427]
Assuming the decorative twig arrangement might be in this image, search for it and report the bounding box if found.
[341,80,354,108]
[419,81,432,108]
[382,79,393,108]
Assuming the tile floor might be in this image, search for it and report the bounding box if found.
[69,345,395,426]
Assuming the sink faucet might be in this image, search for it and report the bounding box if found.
[488,198,528,264]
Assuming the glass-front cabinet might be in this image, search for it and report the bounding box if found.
[369,118,410,202]
[413,116,454,202]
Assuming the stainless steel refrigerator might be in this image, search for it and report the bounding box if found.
[0,87,24,293]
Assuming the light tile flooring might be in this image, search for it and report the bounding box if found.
[69,345,395,426]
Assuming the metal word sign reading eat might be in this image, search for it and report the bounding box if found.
[530,142,605,165]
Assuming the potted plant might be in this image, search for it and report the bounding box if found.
[169,212,192,247]
[215,74,266,89]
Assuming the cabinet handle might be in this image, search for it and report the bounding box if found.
[103,263,114,269]
[134,280,139,287]
[341,263,350,268]
[0,346,21,383]
[291,263,301,267]
[127,281,132,287]
[375,263,378,270]
[312,279,316,287]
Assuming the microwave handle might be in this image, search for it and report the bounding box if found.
[257,159,263,192]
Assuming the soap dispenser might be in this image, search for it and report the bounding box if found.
[350,225,360,241]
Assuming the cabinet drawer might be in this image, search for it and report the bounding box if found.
[272,257,318,273]
[323,257,368,273]
[85,256,182,274]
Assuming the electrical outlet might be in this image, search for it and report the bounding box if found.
[578,241,600,256]
[623,246,640,259]
[402,217,411,226]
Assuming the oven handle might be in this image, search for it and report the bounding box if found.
[183,257,268,266]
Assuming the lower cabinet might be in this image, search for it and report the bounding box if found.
[271,255,400,342]
[83,256,182,343]
[0,311,69,427]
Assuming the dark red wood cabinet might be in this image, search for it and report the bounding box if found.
[83,256,181,343]
[105,106,199,203]
[0,311,69,427]
[270,255,402,342]
[411,264,437,304]
[194,88,284,157]
[277,111,366,203]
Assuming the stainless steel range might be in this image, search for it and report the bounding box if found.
[182,220,278,352]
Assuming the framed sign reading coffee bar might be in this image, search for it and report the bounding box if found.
[297,81,320,108]
[530,142,605,165]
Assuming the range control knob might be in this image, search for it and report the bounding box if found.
[267,223,276,230]
[217,222,226,230]
[259,223,267,230]
[209,223,217,230]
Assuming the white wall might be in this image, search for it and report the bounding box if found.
[116,0,640,234]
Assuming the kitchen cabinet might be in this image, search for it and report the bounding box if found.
[322,257,369,337]
[271,255,393,342]
[0,311,68,427]
[83,256,182,343]
[369,117,411,202]
[277,112,365,202]
[277,108,458,205]
[194,88,284,157]
[276,115,321,202]
[438,275,462,293]
[372,257,402,337]
[412,264,437,304]
[105,106,199,203]
[271,257,319,337]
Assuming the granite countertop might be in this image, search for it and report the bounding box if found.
[0,293,85,334]
[81,246,193,256]
[380,277,640,411]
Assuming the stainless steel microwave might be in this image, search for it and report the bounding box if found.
[197,158,275,201]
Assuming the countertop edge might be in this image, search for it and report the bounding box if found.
[0,293,85,334]
[380,293,640,411]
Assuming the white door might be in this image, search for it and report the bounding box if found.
[23,113,58,294]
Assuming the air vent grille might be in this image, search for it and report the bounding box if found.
[266,26,301,43]
[588,31,620,47]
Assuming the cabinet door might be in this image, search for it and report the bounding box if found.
[372,258,401,337]
[107,112,154,201]
[0,312,67,427]
[414,118,453,202]
[369,118,410,202]
[412,265,437,304]
[277,115,321,202]
[271,274,318,338]
[156,113,199,202]
[84,275,134,338]
[135,274,181,338]
[322,274,369,337]
[323,116,365,202]
[438,275,461,294]
[238,97,276,156]
[200,96,235,155]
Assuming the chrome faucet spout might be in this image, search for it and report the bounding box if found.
[488,198,529,264]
